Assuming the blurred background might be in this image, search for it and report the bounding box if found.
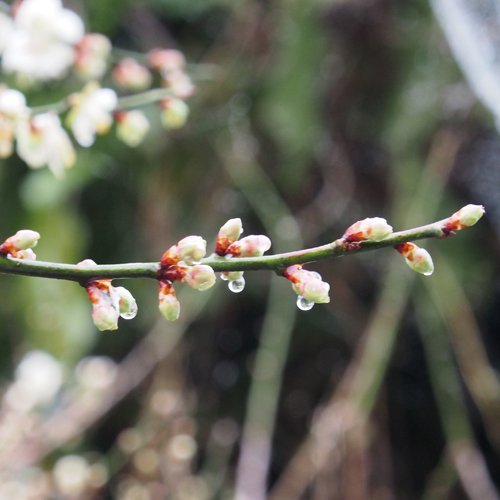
[1,0,500,498]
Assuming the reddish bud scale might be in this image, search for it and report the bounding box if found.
[160,246,180,267]
[159,279,175,296]
[215,238,231,256]
[85,280,112,304]
[394,242,412,256]
[283,264,302,284]
[113,110,127,123]
[158,264,186,283]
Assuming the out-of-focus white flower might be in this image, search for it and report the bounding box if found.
[67,82,117,147]
[165,70,195,99]
[16,113,76,177]
[343,217,393,243]
[112,58,152,91]
[0,13,14,54]
[0,88,28,158]
[284,265,331,304]
[74,33,111,80]
[4,350,64,411]
[2,0,84,81]
[160,98,189,129]
[148,48,186,72]
[53,455,90,496]
[395,242,434,276]
[158,281,180,321]
[116,110,150,147]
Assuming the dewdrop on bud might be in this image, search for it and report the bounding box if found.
[343,217,393,243]
[92,303,119,332]
[158,282,180,321]
[228,277,245,293]
[216,218,243,255]
[160,98,189,129]
[114,286,138,320]
[226,235,271,257]
[181,265,216,291]
[445,204,485,231]
[395,243,434,276]
[176,236,206,264]
[284,265,331,306]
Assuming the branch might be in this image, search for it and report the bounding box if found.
[0,214,479,283]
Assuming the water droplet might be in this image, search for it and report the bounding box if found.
[228,277,245,293]
[120,303,138,320]
[296,296,314,311]
[422,269,434,277]
[220,273,229,281]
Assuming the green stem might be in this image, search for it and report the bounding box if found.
[0,217,460,282]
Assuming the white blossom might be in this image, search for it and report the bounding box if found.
[16,113,76,177]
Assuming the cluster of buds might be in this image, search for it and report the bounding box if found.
[215,218,271,293]
[283,265,330,311]
[79,260,137,331]
[158,236,216,321]
[0,229,40,260]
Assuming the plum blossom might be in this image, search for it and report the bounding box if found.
[67,82,117,147]
[158,281,181,321]
[112,58,152,91]
[216,218,243,255]
[395,242,434,276]
[0,87,28,158]
[16,112,76,177]
[2,0,85,81]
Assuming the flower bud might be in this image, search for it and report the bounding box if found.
[16,249,37,260]
[160,98,189,129]
[226,235,271,257]
[176,235,206,264]
[112,58,152,91]
[343,217,393,243]
[222,270,244,282]
[74,33,112,80]
[158,281,180,321]
[147,49,186,72]
[445,204,485,231]
[116,110,150,147]
[92,303,119,332]
[395,242,434,276]
[181,265,216,291]
[1,229,40,257]
[216,218,243,255]
[114,286,138,319]
[284,265,330,304]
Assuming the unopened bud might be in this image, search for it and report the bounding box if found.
[445,204,485,232]
[395,242,434,276]
[181,265,216,291]
[226,235,271,257]
[285,265,330,304]
[112,58,152,91]
[147,49,186,72]
[343,217,393,243]
[176,235,206,264]
[116,110,150,147]
[92,303,119,332]
[160,98,189,129]
[16,249,37,260]
[158,282,180,321]
[1,230,40,255]
[216,218,243,255]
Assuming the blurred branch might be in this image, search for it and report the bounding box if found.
[416,291,500,500]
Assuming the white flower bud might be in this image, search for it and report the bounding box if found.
[395,243,434,276]
[176,235,206,264]
[116,110,150,147]
[448,204,485,230]
[285,266,330,304]
[227,235,271,257]
[343,217,393,242]
[112,58,152,91]
[92,303,119,332]
[7,229,40,250]
[216,218,243,255]
[181,265,216,291]
[160,98,189,129]
[158,286,180,321]
[16,248,37,260]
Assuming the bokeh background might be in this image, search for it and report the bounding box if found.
[1,0,500,498]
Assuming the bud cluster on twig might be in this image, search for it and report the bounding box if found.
[0,205,485,331]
